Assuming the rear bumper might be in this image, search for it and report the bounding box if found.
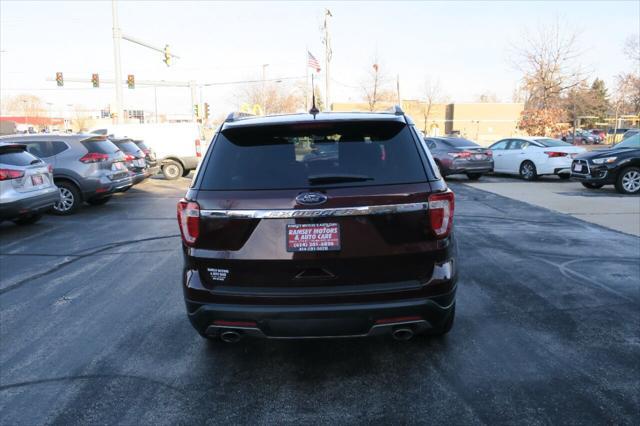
[186,289,456,339]
[0,187,59,220]
[81,175,133,199]
[130,170,147,185]
[444,160,493,175]
[183,258,457,338]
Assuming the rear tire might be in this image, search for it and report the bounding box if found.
[519,161,538,181]
[615,166,640,194]
[582,182,604,189]
[181,169,191,178]
[13,213,42,225]
[466,173,481,181]
[162,160,183,180]
[86,196,112,206]
[51,181,81,215]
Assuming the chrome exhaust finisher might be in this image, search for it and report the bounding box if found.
[391,328,414,341]
[219,330,243,343]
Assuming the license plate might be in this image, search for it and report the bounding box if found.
[135,159,145,167]
[286,223,340,252]
[573,164,582,172]
[31,174,43,186]
[112,162,124,171]
[473,154,484,160]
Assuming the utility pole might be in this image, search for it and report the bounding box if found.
[262,63,269,113]
[190,81,197,122]
[112,0,123,124]
[323,9,332,112]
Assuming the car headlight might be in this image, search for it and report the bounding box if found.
[592,157,617,164]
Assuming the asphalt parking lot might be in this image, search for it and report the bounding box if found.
[457,174,640,236]
[1,177,639,425]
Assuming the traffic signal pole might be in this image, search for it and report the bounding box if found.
[112,0,124,123]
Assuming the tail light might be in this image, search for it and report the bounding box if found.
[123,153,135,161]
[0,168,25,181]
[142,148,150,155]
[428,191,455,238]
[485,150,492,157]
[448,151,472,158]
[80,152,109,163]
[195,139,202,158]
[47,164,53,173]
[177,199,200,245]
[545,151,568,158]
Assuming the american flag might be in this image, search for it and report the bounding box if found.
[307,51,321,73]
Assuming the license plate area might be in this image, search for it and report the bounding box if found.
[573,163,582,172]
[287,223,340,252]
[112,162,125,171]
[31,175,44,186]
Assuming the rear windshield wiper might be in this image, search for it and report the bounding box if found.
[307,174,374,184]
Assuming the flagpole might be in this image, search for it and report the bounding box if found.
[305,47,309,111]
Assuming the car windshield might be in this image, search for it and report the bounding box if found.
[199,120,429,190]
[614,133,640,149]
[535,138,572,147]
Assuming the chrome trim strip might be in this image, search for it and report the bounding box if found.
[200,202,428,219]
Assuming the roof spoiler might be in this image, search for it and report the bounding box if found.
[386,105,405,116]
[0,143,27,152]
[225,112,255,123]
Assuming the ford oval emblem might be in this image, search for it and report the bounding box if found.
[296,192,328,206]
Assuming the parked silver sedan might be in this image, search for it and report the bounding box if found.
[0,142,59,225]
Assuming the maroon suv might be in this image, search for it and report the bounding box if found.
[178,108,457,342]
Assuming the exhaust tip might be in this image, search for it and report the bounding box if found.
[220,330,243,343]
[392,328,414,341]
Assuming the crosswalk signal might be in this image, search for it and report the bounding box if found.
[127,74,135,89]
[194,104,200,118]
[163,44,171,67]
[204,103,210,119]
[56,72,64,87]
[91,73,99,88]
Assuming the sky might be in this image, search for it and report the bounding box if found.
[0,0,638,119]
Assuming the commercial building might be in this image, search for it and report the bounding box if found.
[332,101,525,146]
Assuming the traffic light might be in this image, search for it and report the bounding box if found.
[163,44,171,67]
[204,103,210,119]
[56,72,64,87]
[127,74,135,89]
[91,73,99,88]
[193,104,200,118]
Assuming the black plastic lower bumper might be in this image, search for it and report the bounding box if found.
[0,189,60,220]
[185,287,456,338]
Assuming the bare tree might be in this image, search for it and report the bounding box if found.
[236,81,305,115]
[623,33,640,63]
[361,58,395,111]
[476,92,499,103]
[71,105,94,132]
[510,20,586,110]
[1,94,45,117]
[421,78,442,133]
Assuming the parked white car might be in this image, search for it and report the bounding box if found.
[91,123,204,180]
[488,137,586,180]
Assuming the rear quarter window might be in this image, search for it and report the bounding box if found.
[199,121,429,190]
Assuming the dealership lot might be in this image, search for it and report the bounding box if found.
[0,177,638,424]
[452,174,640,236]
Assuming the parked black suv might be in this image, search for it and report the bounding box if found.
[178,107,457,342]
[571,133,640,194]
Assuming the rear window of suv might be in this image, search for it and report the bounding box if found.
[80,138,120,154]
[0,147,41,166]
[112,140,142,154]
[199,121,428,190]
